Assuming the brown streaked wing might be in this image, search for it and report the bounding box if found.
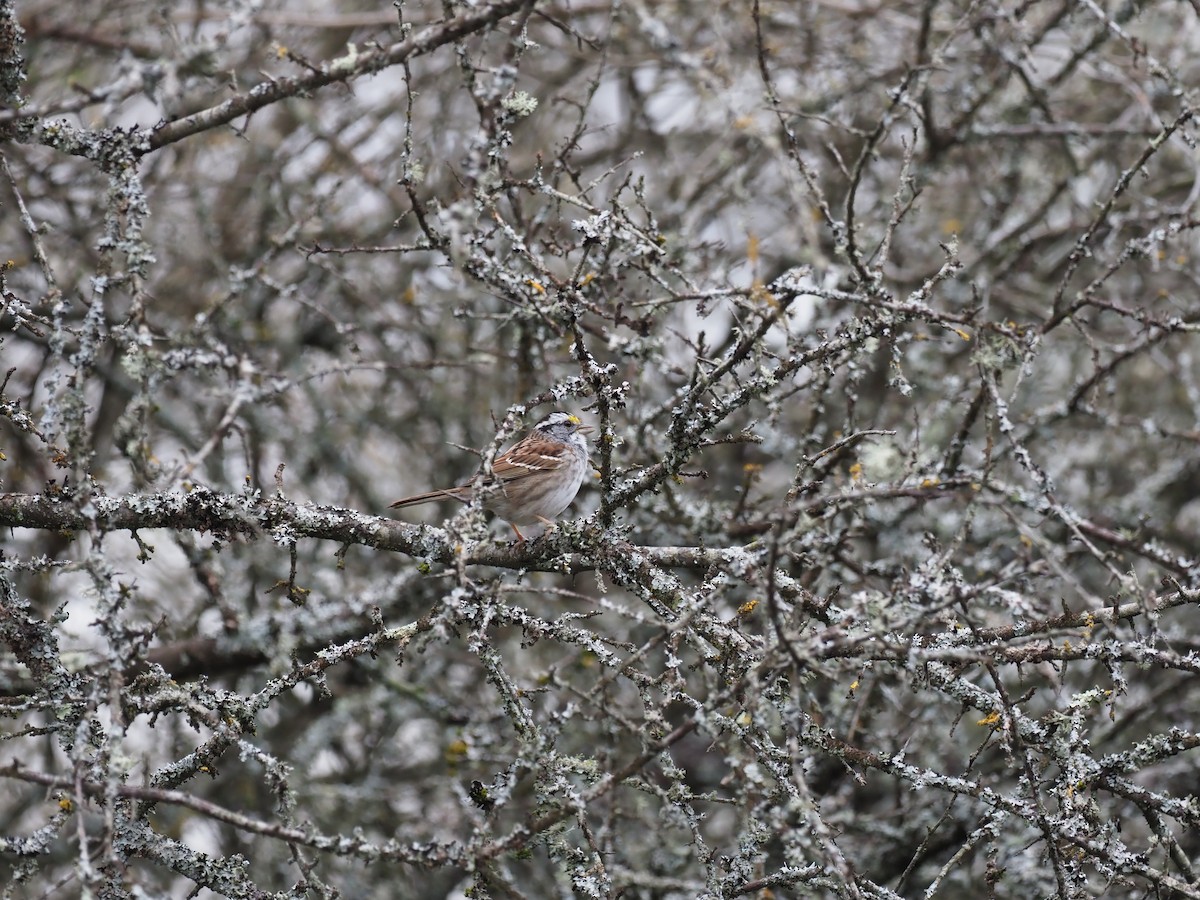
[488,443,564,483]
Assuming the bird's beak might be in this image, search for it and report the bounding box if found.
[564,414,593,434]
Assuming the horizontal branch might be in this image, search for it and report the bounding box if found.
[0,488,792,582]
[0,761,460,867]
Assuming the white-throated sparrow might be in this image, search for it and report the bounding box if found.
[389,411,593,540]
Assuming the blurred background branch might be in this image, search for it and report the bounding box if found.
[4,0,1200,896]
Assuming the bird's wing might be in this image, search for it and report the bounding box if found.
[390,437,567,505]
[489,447,564,482]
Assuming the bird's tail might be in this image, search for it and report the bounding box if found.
[388,488,468,509]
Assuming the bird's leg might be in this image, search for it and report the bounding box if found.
[509,523,526,541]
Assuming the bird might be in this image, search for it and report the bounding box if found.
[389,411,593,540]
